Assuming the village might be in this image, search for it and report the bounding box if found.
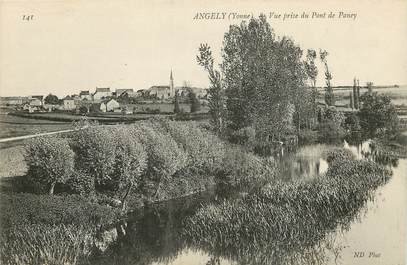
[0,71,209,115]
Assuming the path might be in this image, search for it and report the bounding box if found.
[0,129,75,143]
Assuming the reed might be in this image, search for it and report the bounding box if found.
[0,224,93,265]
[183,150,391,264]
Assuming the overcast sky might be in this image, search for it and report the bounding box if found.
[1,0,406,97]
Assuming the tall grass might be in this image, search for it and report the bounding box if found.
[183,150,392,264]
[0,224,93,265]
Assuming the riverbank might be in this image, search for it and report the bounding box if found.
[0,119,404,265]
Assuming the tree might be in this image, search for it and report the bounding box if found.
[113,128,147,211]
[358,92,399,136]
[197,43,226,134]
[189,90,201,113]
[220,15,307,140]
[366,81,374,95]
[174,91,181,113]
[353,78,359,109]
[44,94,59,105]
[70,126,118,191]
[305,49,318,88]
[304,49,319,126]
[79,105,88,114]
[25,136,74,194]
[320,50,335,106]
[133,123,187,199]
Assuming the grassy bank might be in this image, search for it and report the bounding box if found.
[0,119,276,264]
[183,151,391,264]
[0,194,122,265]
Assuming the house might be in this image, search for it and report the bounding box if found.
[93,87,112,101]
[43,104,57,112]
[148,86,172,100]
[135,89,146,97]
[116,89,134,98]
[79,91,92,101]
[100,98,120,112]
[29,98,43,107]
[147,70,176,100]
[63,96,76,110]
[175,87,209,98]
[29,95,43,106]
[0,96,28,105]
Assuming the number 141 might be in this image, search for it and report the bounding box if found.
[22,15,34,21]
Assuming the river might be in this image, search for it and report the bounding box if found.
[92,140,406,265]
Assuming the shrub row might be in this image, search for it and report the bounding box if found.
[24,119,275,206]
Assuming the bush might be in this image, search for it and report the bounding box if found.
[0,193,121,229]
[130,122,188,198]
[152,119,225,174]
[112,127,147,209]
[323,148,355,164]
[228,126,256,147]
[70,126,118,192]
[216,145,276,194]
[317,121,346,143]
[66,170,95,195]
[345,113,361,132]
[25,136,74,194]
[298,129,318,144]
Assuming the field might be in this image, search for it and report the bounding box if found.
[0,114,74,139]
[318,85,407,107]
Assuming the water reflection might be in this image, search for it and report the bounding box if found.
[277,145,330,181]
[92,140,401,265]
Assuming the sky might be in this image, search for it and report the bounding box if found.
[0,0,406,97]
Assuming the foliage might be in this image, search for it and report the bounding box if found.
[345,113,361,132]
[304,49,318,88]
[79,105,88,114]
[316,106,346,142]
[228,126,256,147]
[221,15,306,138]
[358,92,399,136]
[324,107,345,127]
[320,50,334,106]
[317,121,346,143]
[70,126,118,191]
[66,170,95,195]
[0,193,121,229]
[292,87,316,131]
[174,92,181,113]
[197,44,226,134]
[323,148,355,164]
[44,93,59,105]
[0,224,93,265]
[25,136,74,194]
[183,154,391,264]
[152,119,225,175]
[130,122,188,198]
[216,146,276,194]
[189,90,201,113]
[111,127,147,210]
[298,129,318,144]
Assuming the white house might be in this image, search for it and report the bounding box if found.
[63,96,76,110]
[29,98,43,107]
[93,87,112,101]
[100,98,120,112]
[79,91,92,101]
